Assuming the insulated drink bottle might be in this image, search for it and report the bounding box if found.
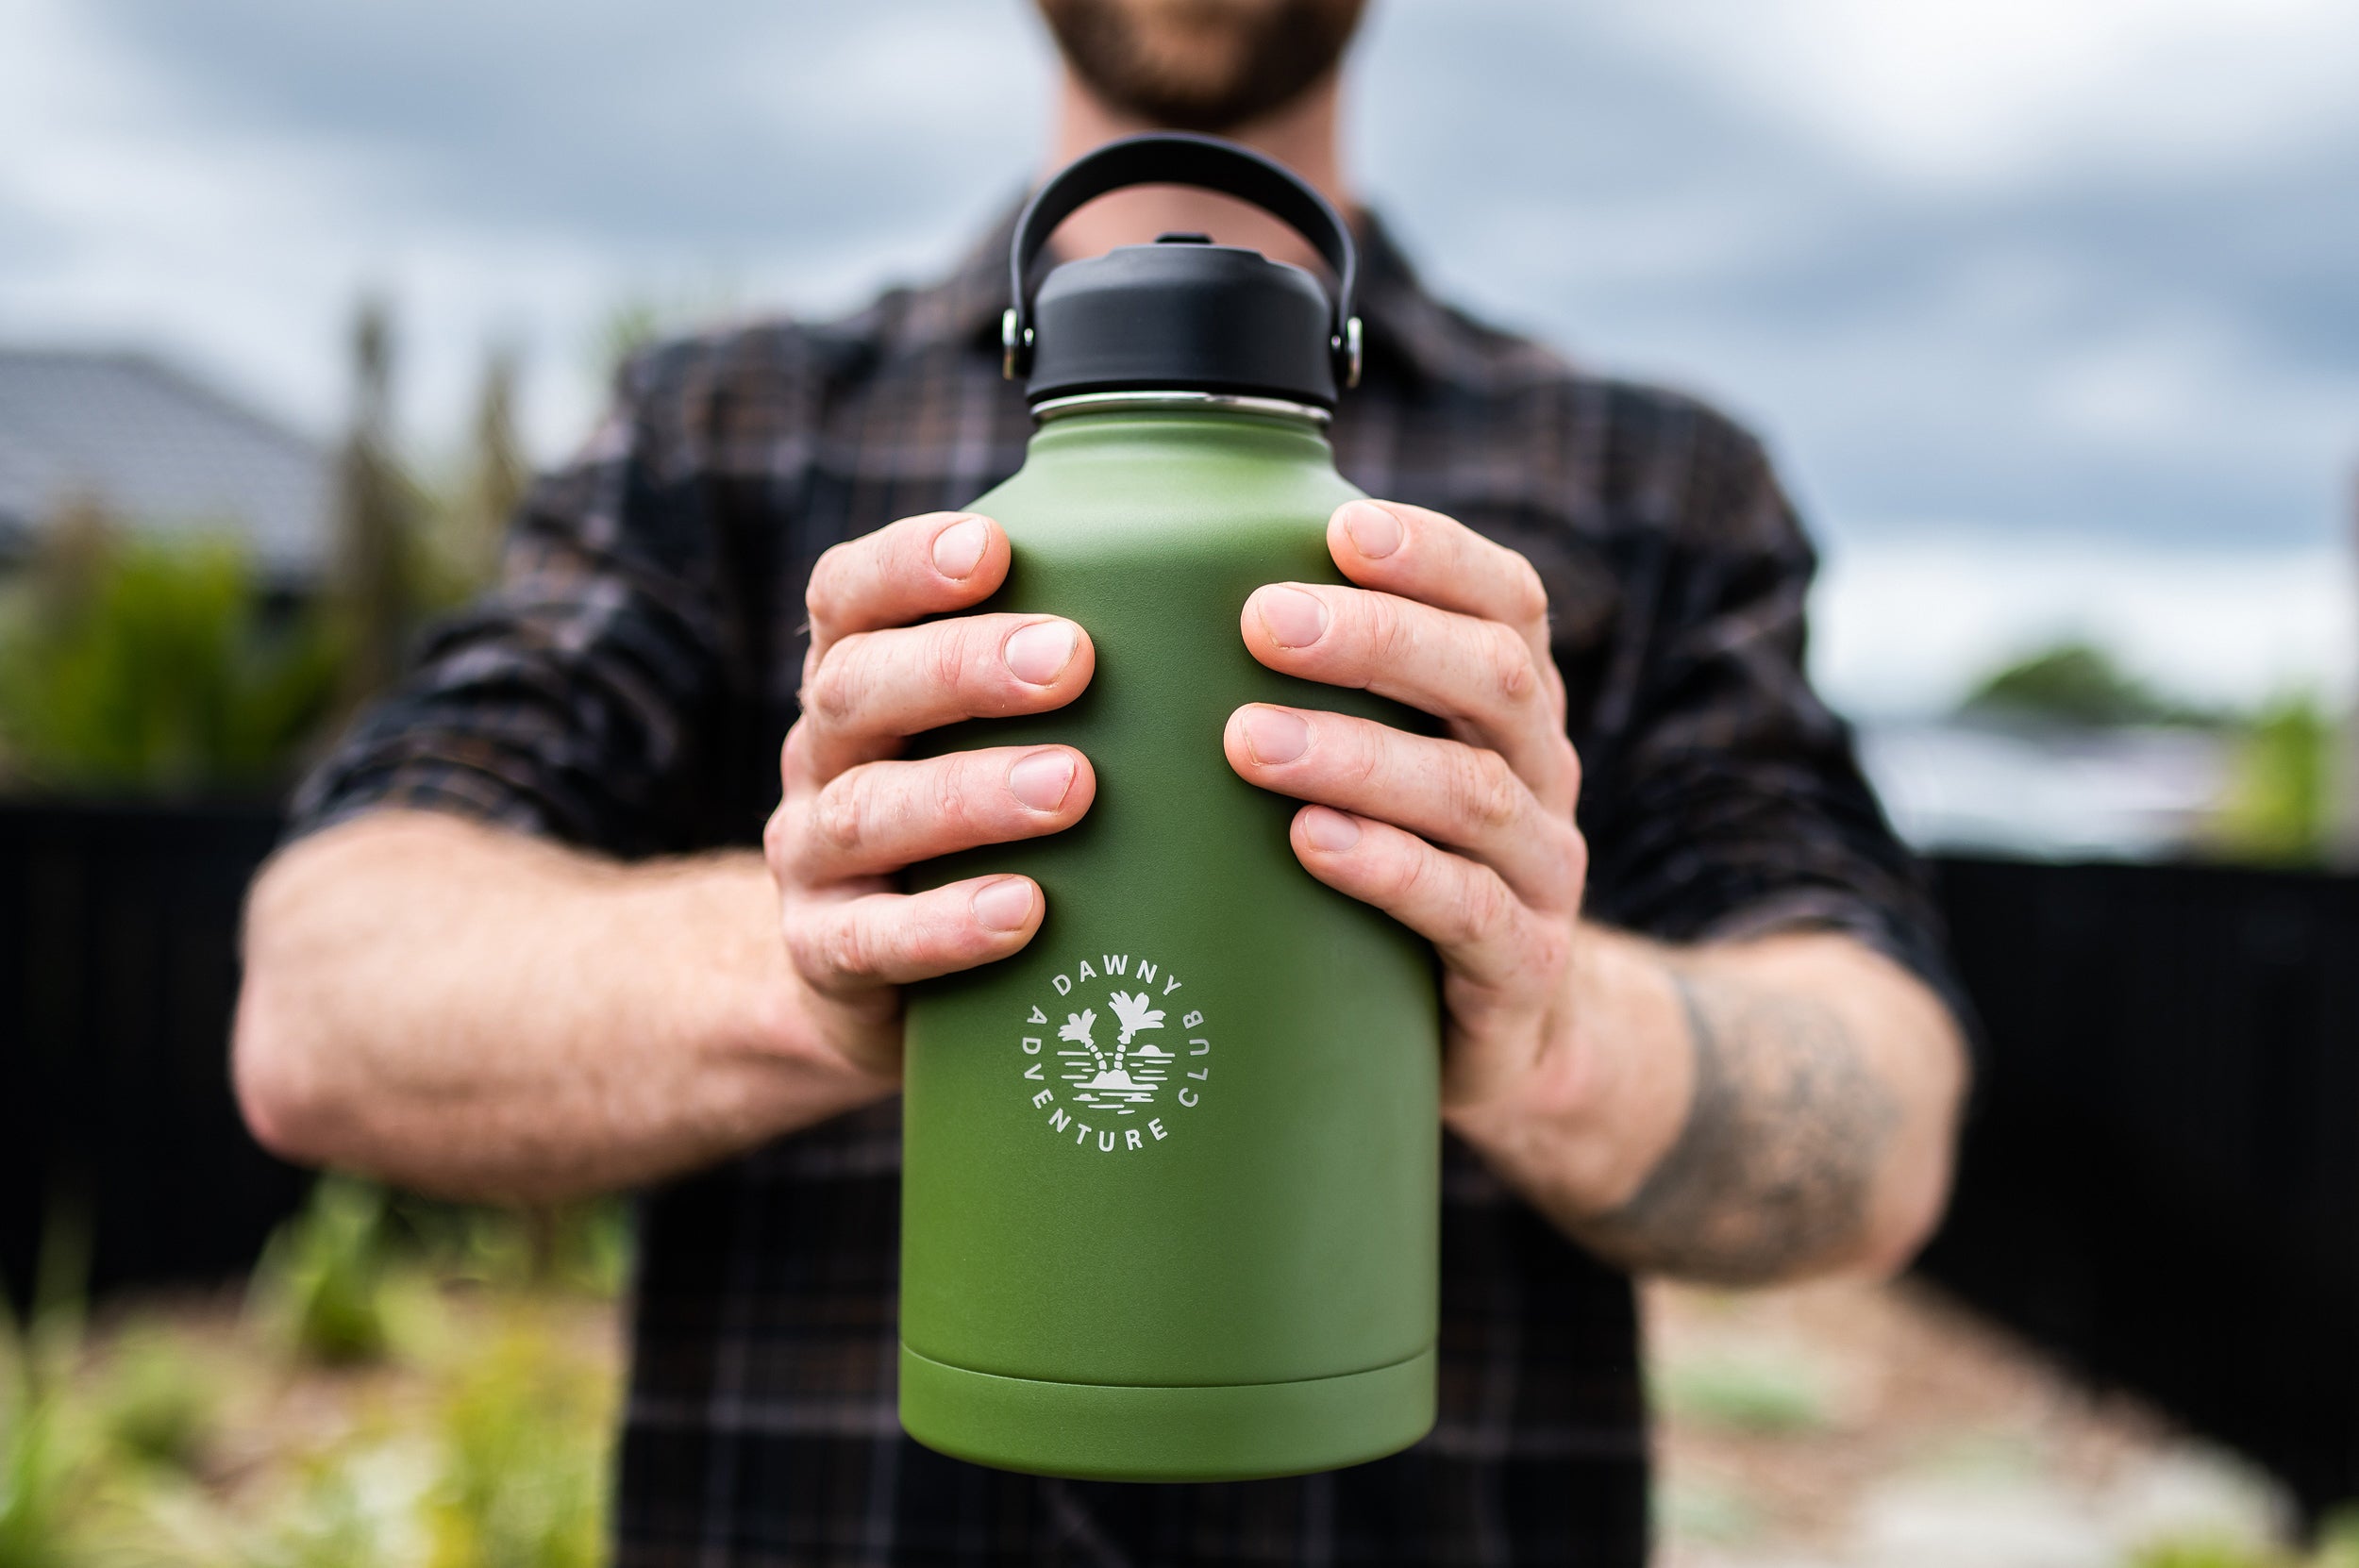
[899,134,1440,1482]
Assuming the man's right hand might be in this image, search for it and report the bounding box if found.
[764,510,1098,1087]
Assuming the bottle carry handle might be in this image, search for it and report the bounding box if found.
[1003,131,1362,391]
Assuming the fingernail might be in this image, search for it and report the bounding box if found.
[1256,586,1329,648]
[1004,620,1079,685]
[1342,502,1402,559]
[1242,706,1310,765]
[1008,748,1076,811]
[931,516,989,578]
[972,876,1035,932]
[1302,807,1362,852]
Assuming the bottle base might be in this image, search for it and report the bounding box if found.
[898,1343,1436,1483]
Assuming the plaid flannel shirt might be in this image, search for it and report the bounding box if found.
[293,207,1957,1567]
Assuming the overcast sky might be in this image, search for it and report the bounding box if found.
[5,0,2355,704]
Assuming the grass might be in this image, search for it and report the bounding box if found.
[14,1185,2359,1568]
[0,524,343,794]
[0,1179,625,1567]
[1654,1348,1836,1435]
[2128,1530,2359,1568]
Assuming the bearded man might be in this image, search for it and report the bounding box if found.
[235,2,1969,1562]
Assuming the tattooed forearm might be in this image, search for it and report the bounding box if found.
[1581,970,1899,1284]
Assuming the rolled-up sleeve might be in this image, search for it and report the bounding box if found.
[1576,409,1968,1026]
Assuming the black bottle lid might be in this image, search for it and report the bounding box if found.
[1004,133,1362,410]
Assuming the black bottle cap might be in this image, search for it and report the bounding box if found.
[1026,237,1338,406]
[1005,133,1362,410]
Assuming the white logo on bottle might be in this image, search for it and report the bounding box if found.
[1017,953,1210,1153]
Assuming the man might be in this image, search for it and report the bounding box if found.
[235,1,1968,1561]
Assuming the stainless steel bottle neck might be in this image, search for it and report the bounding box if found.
[1029,390,1331,429]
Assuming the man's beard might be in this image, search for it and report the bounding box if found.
[1037,0,1368,133]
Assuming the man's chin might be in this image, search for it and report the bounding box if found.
[1038,0,1365,134]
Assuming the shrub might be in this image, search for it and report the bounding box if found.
[422,1317,612,1568]
[96,1325,218,1475]
[2212,692,2334,866]
[248,1177,405,1367]
[1960,639,2212,729]
[0,527,341,794]
[1652,1349,1833,1435]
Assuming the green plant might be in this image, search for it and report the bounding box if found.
[1654,1475,1762,1546]
[1960,638,2212,729]
[0,526,342,792]
[246,1435,431,1568]
[250,1177,406,1367]
[416,346,531,606]
[2315,1505,2359,1568]
[330,297,430,711]
[549,1202,632,1300]
[422,1317,612,1568]
[1653,1350,1832,1434]
[404,1201,632,1301]
[2127,1535,2293,1568]
[0,1383,91,1568]
[2212,692,2334,865]
[0,1181,632,1568]
[0,1207,100,1568]
[96,1324,217,1475]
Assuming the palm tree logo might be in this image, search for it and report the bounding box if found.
[1059,990,1171,1110]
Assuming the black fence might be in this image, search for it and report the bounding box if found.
[1918,856,2359,1517]
[2,801,2355,1509]
[0,800,306,1307]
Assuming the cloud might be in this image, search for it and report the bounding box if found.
[1587,0,2359,189]
[78,0,1049,255]
[3,0,2354,562]
[7,0,1053,449]
[1351,0,2359,547]
[1811,532,2355,715]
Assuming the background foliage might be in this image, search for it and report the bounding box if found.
[1960,638,2342,866]
[0,1182,626,1568]
[0,305,525,797]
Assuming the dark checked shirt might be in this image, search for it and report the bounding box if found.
[293,209,1958,1567]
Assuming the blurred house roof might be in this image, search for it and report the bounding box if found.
[0,348,332,581]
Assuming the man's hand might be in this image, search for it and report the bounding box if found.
[1225,499,1967,1283]
[764,509,1097,1086]
[1221,499,1585,1121]
[231,507,1099,1206]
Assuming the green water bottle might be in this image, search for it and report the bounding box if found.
[899,134,1440,1482]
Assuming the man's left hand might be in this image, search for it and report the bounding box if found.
[1223,498,1590,1130]
[1227,497,1969,1282]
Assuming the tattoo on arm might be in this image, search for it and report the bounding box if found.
[1581,971,1899,1284]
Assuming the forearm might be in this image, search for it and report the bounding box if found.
[233,810,887,1203]
[1452,925,1966,1285]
